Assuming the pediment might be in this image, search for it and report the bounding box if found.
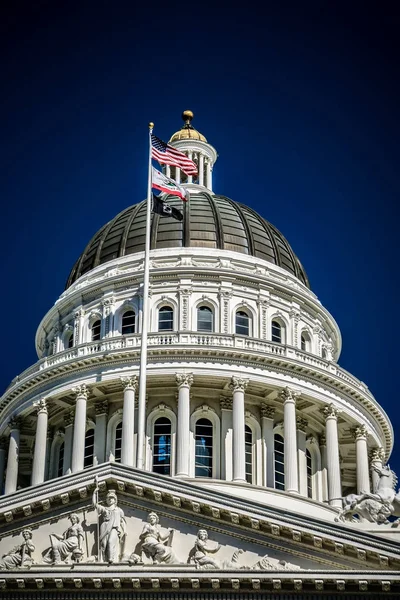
[1,464,400,595]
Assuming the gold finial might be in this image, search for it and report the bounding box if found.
[182,110,194,127]
[149,122,154,129]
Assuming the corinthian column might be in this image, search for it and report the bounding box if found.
[31,398,49,485]
[280,387,300,493]
[121,377,137,467]
[229,376,249,482]
[5,417,22,495]
[71,385,89,473]
[94,400,108,465]
[63,411,74,475]
[353,425,370,494]
[296,416,308,496]
[261,404,275,488]
[370,446,385,492]
[176,373,193,477]
[323,404,342,507]
[220,397,233,481]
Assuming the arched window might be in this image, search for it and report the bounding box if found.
[152,417,172,475]
[195,418,213,477]
[236,311,250,336]
[158,306,173,331]
[84,428,95,468]
[114,422,122,463]
[122,310,136,335]
[271,320,284,343]
[306,448,313,498]
[245,425,253,483]
[67,333,74,348]
[301,331,311,352]
[274,433,285,490]
[197,306,213,332]
[57,442,65,477]
[91,320,101,341]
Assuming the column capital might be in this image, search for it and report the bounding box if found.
[322,403,340,420]
[72,384,89,400]
[176,373,194,388]
[121,376,138,392]
[370,446,386,463]
[352,425,369,441]
[33,397,48,415]
[220,397,233,410]
[9,416,22,431]
[279,386,300,404]
[229,376,249,393]
[260,403,275,419]
[296,417,308,432]
[95,400,109,416]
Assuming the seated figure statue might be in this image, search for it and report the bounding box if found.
[0,529,35,570]
[139,512,178,564]
[188,529,221,569]
[43,513,84,564]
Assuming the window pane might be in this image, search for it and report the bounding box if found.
[271,321,282,343]
[195,418,213,477]
[245,425,252,483]
[92,320,101,341]
[153,417,172,475]
[236,311,250,336]
[197,306,213,332]
[274,434,285,490]
[67,334,74,348]
[84,429,95,468]
[57,442,64,477]
[306,448,313,498]
[301,335,306,351]
[115,422,122,463]
[122,311,135,335]
[158,306,173,331]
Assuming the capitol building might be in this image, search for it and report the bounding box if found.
[0,111,399,598]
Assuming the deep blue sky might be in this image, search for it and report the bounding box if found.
[1,3,399,473]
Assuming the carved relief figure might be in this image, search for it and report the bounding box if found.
[188,529,221,569]
[0,529,35,570]
[139,512,178,564]
[93,486,126,563]
[43,513,84,564]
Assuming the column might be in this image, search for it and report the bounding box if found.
[370,446,385,492]
[121,377,137,467]
[206,160,212,190]
[74,308,86,345]
[44,428,52,480]
[220,397,233,481]
[199,154,204,186]
[0,437,7,495]
[188,152,193,183]
[4,417,21,495]
[229,376,249,482]
[323,404,342,507]
[71,385,89,473]
[280,387,300,494]
[353,425,370,494]
[296,416,308,497]
[63,411,74,475]
[175,168,181,184]
[261,404,275,488]
[166,165,171,178]
[31,398,49,485]
[319,434,328,502]
[94,400,108,465]
[176,374,193,477]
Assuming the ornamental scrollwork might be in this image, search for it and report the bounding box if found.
[352,425,369,441]
[260,404,275,419]
[220,397,233,410]
[322,403,340,420]
[229,376,249,393]
[370,447,386,463]
[33,397,48,415]
[176,373,194,388]
[121,376,138,392]
[296,417,308,433]
[72,384,89,400]
[95,400,108,416]
[279,387,300,403]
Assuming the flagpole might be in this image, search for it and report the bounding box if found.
[136,121,154,470]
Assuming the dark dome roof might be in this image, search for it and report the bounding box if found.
[66,192,309,288]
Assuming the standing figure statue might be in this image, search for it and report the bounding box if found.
[42,513,84,564]
[92,485,126,563]
[0,529,35,570]
[139,512,178,564]
[188,529,221,569]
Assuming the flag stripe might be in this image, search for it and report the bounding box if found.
[151,134,198,176]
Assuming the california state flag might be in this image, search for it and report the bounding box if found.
[152,167,189,201]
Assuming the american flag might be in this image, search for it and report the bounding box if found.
[151,134,198,176]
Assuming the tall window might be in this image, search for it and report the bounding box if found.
[236,311,250,336]
[301,331,311,352]
[122,310,136,335]
[274,434,285,490]
[245,425,253,483]
[195,418,213,477]
[67,334,74,348]
[271,320,282,343]
[197,306,213,332]
[152,417,172,475]
[57,442,65,477]
[84,428,95,468]
[115,422,122,463]
[91,320,101,341]
[306,448,313,498]
[158,306,173,331]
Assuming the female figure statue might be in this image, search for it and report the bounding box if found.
[43,513,84,564]
[188,529,220,569]
[0,529,35,570]
[93,487,126,563]
[139,512,178,564]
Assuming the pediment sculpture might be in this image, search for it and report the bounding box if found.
[92,481,126,563]
[0,528,35,570]
[42,513,84,564]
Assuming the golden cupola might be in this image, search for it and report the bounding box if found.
[169,110,208,143]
